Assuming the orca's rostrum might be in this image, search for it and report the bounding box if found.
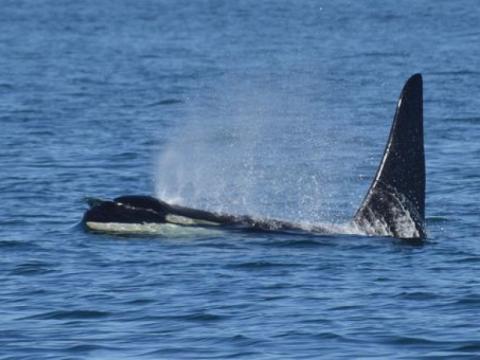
[83,74,426,239]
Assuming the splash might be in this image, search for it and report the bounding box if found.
[155,76,363,228]
[354,188,423,238]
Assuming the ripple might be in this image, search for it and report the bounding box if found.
[387,335,442,346]
[426,216,450,224]
[147,98,184,106]
[328,304,363,311]
[134,312,227,323]
[0,239,40,250]
[313,332,348,340]
[339,51,405,59]
[226,261,299,270]
[0,83,14,90]
[9,262,57,276]
[171,312,226,322]
[452,295,480,306]
[274,330,349,342]
[225,351,263,358]
[429,70,480,77]
[66,343,119,353]
[454,257,480,264]
[0,219,32,226]
[447,117,480,124]
[124,298,156,305]
[452,343,480,352]
[266,238,335,248]
[22,310,112,320]
[396,291,438,301]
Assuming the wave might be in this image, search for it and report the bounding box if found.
[21,310,112,321]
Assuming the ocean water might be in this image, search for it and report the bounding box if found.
[1,0,479,358]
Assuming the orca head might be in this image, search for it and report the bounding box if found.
[113,195,172,214]
[83,195,171,226]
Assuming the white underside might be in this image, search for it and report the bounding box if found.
[165,214,220,226]
[85,221,222,236]
[86,217,377,238]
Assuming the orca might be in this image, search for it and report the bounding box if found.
[82,74,426,239]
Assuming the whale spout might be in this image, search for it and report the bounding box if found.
[354,74,426,239]
[82,74,427,240]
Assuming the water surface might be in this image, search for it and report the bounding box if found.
[1,1,479,359]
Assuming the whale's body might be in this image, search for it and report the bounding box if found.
[83,74,426,239]
[84,195,330,235]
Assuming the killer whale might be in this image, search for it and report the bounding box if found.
[83,74,426,239]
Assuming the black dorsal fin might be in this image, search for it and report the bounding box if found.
[354,74,426,239]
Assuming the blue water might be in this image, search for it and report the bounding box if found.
[1,0,479,358]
